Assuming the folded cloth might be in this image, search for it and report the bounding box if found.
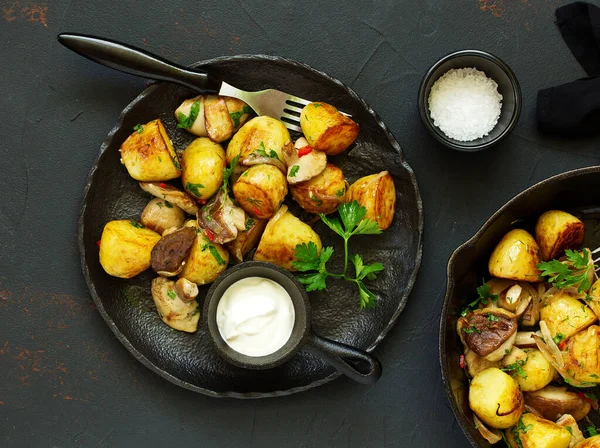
[556,1,600,77]
[537,2,600,135]
[537,76,600,135]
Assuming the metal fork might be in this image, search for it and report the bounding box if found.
[57,33,346,132]
[591,247,600,270]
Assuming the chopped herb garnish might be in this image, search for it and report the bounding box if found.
[460,283,499,317]
[537,249,595,293]
[201,241,226,265]
[171,154,181,170]
[158,156,162,162]
[335,189,345,197]
[229,105,252,128]
[565,426,573,435]
[245,197,262,206]
[222,154,241,197]
[177,100,200,129]
[133,124,144,133]
[252,142,280,160]
[591,374,599,379]
[164,201,173,209]
[553,333,566,345]
[313,103,322,108]
[501,359,528,379]
[462,327,481,334]
[588,426,598,437]
[156,202,163,209]
[486,313,499,322]
[130,221,144,229]
[289,165,300,178]
[245,218,255,232]
[310,195,323,206]
[167,290,177,300]
[185,182,205,198]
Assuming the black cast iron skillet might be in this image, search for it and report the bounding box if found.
[441,165,600,446]
[70,37,424,397]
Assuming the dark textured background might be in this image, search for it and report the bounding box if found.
[1,0,599,446]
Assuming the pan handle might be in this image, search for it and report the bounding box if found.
[57,33,220,94]
[305,334,382,384]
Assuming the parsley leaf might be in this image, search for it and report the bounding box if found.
[186,182,205,198]
[222,153,241,196]
[201,241,226,265]
[252,142,280,161]
[588,426,598,437]
[537,249,595,293]
[130,221,144,229]
[167,290,177,300]
[460,283,499,317]
[177,100,200,129]
[133,124,144,133]
[244,218,255,232]
[229,105,253,128]
[501,358,528,379]
[289,165,300,177]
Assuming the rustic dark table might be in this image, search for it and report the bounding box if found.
[2,1,600,446]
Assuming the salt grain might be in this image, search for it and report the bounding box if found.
[428,67,502,142]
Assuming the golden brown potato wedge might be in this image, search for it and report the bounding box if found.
[561,325,600,384]
[488,229,542,282]
[540,290,596,341]
[469,367,524,429]
[346,171,395,230]
[225,216,267,264]
[300,102,359,155]
[181,137,226,201]
[504,413,571,448]
[535,210,585,261]
[232,164,288,219]
[179,228,229,285]
[226,116,291,170]
[253,205,322,271]
[290,163,346,215]
[99,220,161,278]
[574,435,600,448]
[524,386,591,422]
[120,119,180,181]
[556,414,585,447]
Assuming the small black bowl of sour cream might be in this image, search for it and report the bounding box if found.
[204,261,382,384]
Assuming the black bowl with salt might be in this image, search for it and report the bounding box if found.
[418,49,521,152]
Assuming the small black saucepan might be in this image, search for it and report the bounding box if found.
[205,261,382,384]
[441,165,600,447]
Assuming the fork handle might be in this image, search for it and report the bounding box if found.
[57,33,221,94]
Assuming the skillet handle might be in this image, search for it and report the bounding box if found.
[57,33,221,94]
[305,334,382,384]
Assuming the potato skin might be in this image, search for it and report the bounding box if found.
[99,220,161,278]
[290,163,346,214]
[179,227,229,285]
[140,198,185,235]
[574,435,600,448]
[181,137,226,201]
[253,206,322,271]
[346,171,396,230]
[540,290,596,341]
[232,164,288,219]
[488,229,542,282]
[120,119,180,181]
[535,210,584,261]
[469,367,524,429]
[502,348,555,392]
[504,413,571,448]
[226,116,291,166]
[300,102,359,155]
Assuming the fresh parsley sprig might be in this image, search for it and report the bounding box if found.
[177,100,200,129]
[537,249,595,293]
[460,283,499,317]
[222,153,241,196]
[292,201,384,309]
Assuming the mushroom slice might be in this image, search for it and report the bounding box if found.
[174,95,207,137]
[556,414,585,447]
[139,182,199,215]
[140,198,186,235]
[197,189,246,244]
[225,216,268,264]
[457,307,518,361]
[473,414,502,444]
[203,95,234,143]
[515,330,540,348]
[174,278,199,302]
[525,386,591,422]
[151,227,196,276]
[151,276,200,333]
[284,137,327,184]
[241,147,287,174]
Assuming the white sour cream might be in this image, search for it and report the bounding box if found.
[216,277,295,357]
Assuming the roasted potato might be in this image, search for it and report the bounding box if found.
[151,276,200,333]
[502,347,555,392]
[346,171,396,230]
[290,163,346,215]
[525,386,591,422]
[99,220,161,278]
[469,367,524,429]
[555,414,585,447]
[535,210,584,261]
[232,164,288,219]
[300,102,359,155]
[504,413,571,448]
[181,137,226,201]
[253,205,322,271]
[120,119,180,182]
[488,229,542,282]
[540,290,596,341]
[574,435,600,448]
[140,198,185,235]
[179,227,229,285]
[226,116,291,170]
[561,325,600,384]
[225,216,267,264]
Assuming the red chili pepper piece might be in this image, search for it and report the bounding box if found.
[96,240,101,248]
[252,206,261,217]
[198,199,207,205]
[297,145,313,157]
[205,228,215,242]
[159,183,168,188]
[459,354,465,369]
[578,392,594,404]
[559,341,567,350]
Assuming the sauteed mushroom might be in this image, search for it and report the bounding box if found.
[139,181,199,215]
[197,189,246,244]
[151,227,196,276]
[151,276,200,333]
[140,198,186,235]
[458,308,518,361]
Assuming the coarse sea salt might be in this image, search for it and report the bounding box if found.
[428,67,503,142]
